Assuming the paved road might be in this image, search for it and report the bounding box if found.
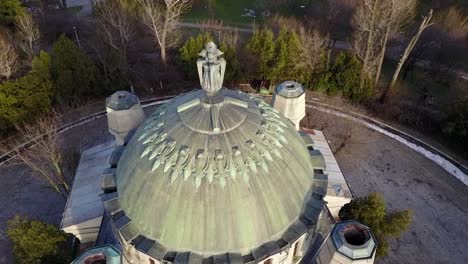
[306,111,468,263]
[338,127,468,264]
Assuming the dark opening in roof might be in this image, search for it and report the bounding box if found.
[84,254,106,264]
[343,224,370,246]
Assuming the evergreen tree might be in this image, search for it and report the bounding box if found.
[339,192,413,257]
[178,32,213,80]
[32,51,52,81]
[7,216,72,264]
[0,51,53,133]
[270,28,304,82]
[51,35,99,102]
[220,42,241,82]
[335,52,372,101]
[0,0,23,25]
[245,28,275,80]
[316,52,372,102]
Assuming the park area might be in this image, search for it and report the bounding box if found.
[1,103,467,263]
[184,0,310,26]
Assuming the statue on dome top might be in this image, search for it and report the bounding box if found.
[197,42,226,96]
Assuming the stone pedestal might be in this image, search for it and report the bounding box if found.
[106,91,145,145]
[271,81,305,130]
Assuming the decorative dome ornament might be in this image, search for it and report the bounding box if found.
[197,42,226,96]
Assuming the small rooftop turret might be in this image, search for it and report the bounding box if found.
[272,81,306,130]
[316,220,377,264]
[106,91,145,145]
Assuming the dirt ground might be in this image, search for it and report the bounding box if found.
[0,106,467,263]
[305,111,468,264]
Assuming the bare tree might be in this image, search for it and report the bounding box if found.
[267,14,302,34]
[94,0,137,83]
[139,0,192,65]
[399,7,467,80]
[95,0,135,61]
[0,30,18,80]
[383,10,434,101]
[3,111,79,200]
[352,0,417,91]
[373,0,416,88]
[352,0,381,91]
[298,27,329,75]
[15,11,41,63]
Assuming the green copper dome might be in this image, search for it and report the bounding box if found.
[115,88,316,256]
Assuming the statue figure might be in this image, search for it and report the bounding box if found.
[197,42,226,96]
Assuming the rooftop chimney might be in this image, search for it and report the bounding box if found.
[271,81,305,130]
[106,91,145,145]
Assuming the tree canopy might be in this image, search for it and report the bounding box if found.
[0,0,23,25]
[270,28,304,81]
[7,216,72,264]
[51,35,99,102]
[245,28,275,80]
[339,192,413,257]
[316,52,372,102]
[0,51,53,133]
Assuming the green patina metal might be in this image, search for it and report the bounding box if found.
[115,88,316,255]
[110,42,321,257]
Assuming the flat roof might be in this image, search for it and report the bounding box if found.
[61,141,114,229]
[306,130,352,199]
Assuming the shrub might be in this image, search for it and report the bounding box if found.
[7,216,72,264]
[0,51,53,133]
[442,98,468,152]
[443,98,468,140]
[339,192,413,257]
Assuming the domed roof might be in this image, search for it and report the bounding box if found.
[115,88,316,255]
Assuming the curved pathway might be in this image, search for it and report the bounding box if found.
[306,101,468,184]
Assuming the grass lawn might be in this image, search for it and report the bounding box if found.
[184,0,311,27]
[184,0,257,26]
